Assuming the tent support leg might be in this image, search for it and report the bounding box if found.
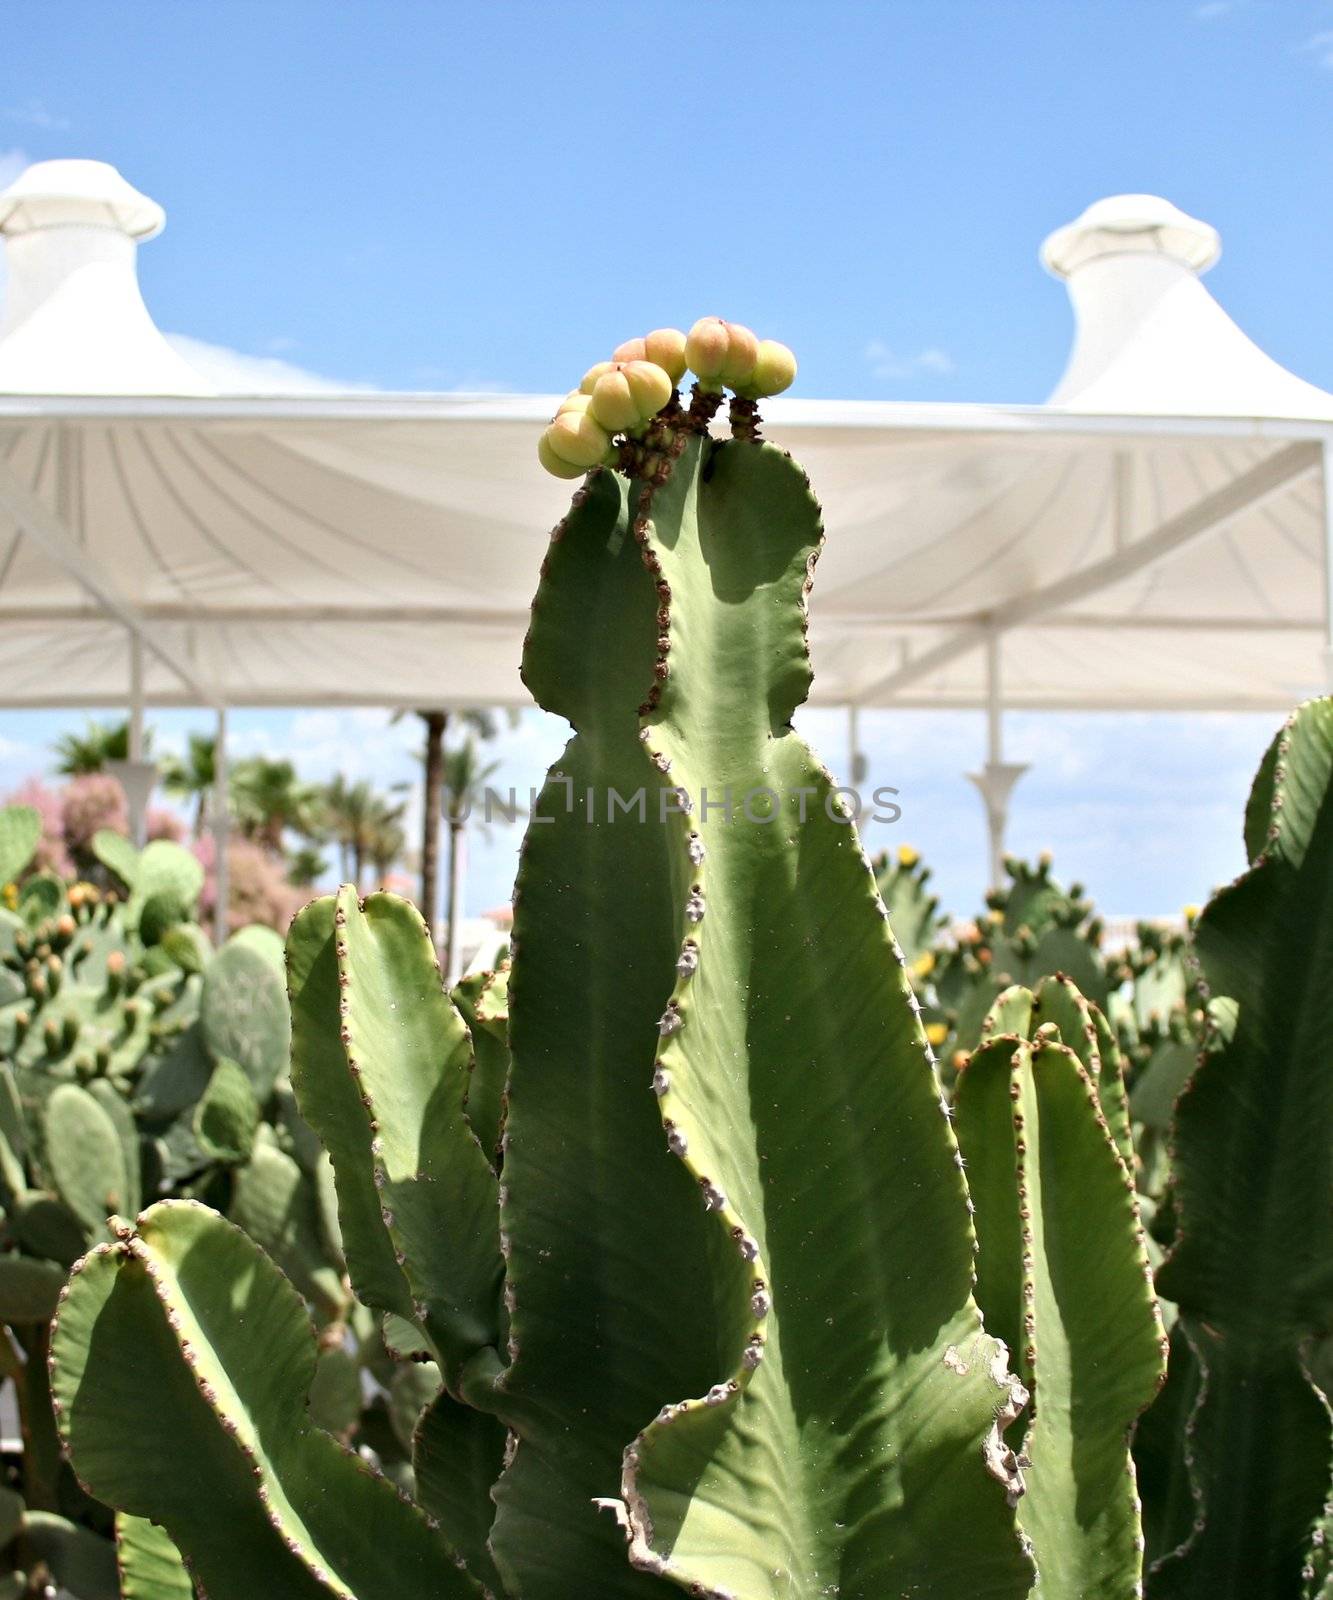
[847,704,866,787]
[127,634,147,847]
[966,629,1029,890]
[1323,440,1333,689]
[212,707,229,945]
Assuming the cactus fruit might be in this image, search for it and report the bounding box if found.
[540,319,796,480]
[543,407,614,472]
[579,360,617,395]
[613,328,688,385]
[537,431,587,480]
[683,315,759,389]
[737,338,798,399]
[588,361,674,433]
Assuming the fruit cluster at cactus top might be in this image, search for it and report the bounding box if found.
[537,317,797,477]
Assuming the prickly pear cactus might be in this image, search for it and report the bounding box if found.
[0,846,348,1595]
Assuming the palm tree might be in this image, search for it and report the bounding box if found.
[160,732,216,837]
[366,797,408,886]
[441,738,500,983]
[229,758,317,855]
[317,775,382,889]
[54,717,152,775]
[285,845,330,889]
[402,707,512,934]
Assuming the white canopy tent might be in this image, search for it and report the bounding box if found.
[0,162,1329,919]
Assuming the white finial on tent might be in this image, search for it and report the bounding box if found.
[0,158,214,395]
[1041,193,1220,279]
[1041,192,1333,419]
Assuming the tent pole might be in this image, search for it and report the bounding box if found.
[984,633,1005,886]
[212,707,230,945]
[127,633,148,848]
[847,704,866,787]
[965,629,1029,891]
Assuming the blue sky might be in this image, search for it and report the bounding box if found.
[0,0,1328,922]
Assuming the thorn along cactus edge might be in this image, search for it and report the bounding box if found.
[40,329,1332,1599]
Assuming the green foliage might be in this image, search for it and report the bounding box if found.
[115,1511,194,1600]
[0,807,40,887]
[0,874,344,1593]
[1142,699,1333,1598]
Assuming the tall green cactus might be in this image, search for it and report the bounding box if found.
[45,331,1047,1598]
[1140,699,1333,1599]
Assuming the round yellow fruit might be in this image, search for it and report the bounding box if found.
[537,430,587,479]
[685,317,730,383]
[579,360,615,396]
[744,339,798,398]
[644,327,688,385]
[718,322,759,388]
[589,360,674,432]
[546,409,613,469]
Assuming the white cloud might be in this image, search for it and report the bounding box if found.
[3,101,69,132]
[164,333,377,396]
[864,340,956,383]
[1303,29,1333,67]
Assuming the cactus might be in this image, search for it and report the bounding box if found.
[1138,699,1333,1598]
[41,333,1324,1599]
[198,938,290,1100]
[870,843,947,966]
[0,805,40,889]
[115,1511,193,1599]
[44,336,1050,1599]
[0,876,348,1593]
[956,977,1166,1597]
[42,1082,133,1231]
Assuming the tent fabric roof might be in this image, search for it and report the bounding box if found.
[0,165,1328,715]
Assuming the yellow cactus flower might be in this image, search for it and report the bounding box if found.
[925,1021,948,1048]
[912,951,936,979]
[1,882,15,910]
[1182,904,1200,923]
[897,844,919,869]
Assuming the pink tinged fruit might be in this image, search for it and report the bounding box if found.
[615,329,688,386]
[644,328,688,385]
[685,317,730,383]
[546,409,613,469]
[588,361,673,433]
[717,322,759,388]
